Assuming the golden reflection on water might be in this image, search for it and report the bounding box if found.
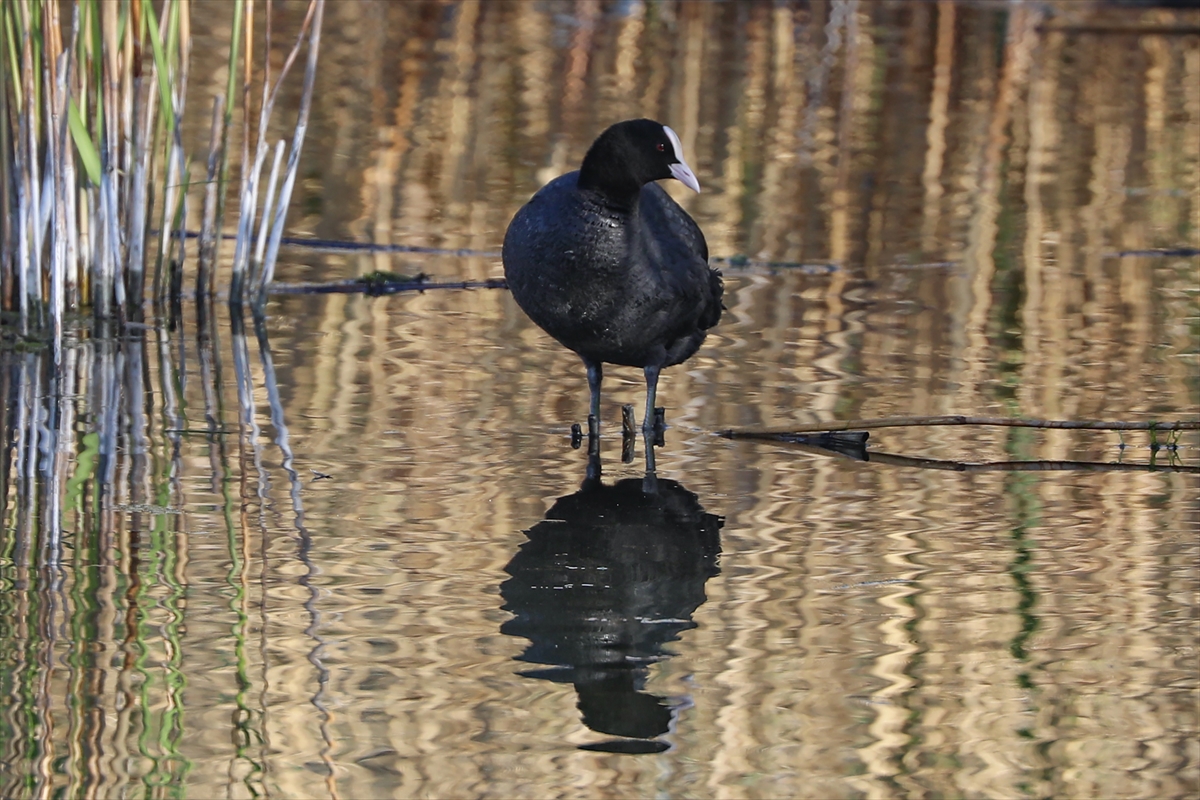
[3,1,1199,798]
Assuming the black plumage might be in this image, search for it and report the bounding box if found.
[503,119,723,432]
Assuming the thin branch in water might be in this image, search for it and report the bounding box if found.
[721,415,1200,436]
[268,277,508,295]
[866,451,1199,475]
[179,230,502,259]
[763,438,1199,475]
[1107,247,1200,258]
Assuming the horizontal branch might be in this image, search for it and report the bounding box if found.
[269,277,507,295]
[721,415,1199,436]
[1107,247,1200,258]
[743,434,1199,475]
[867,452,1200,475]
[1037,24,1200,36]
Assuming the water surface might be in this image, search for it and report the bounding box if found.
[3,2,1198,798]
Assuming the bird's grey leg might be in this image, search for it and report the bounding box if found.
[642,364,661,433]
[642,428,657,478]
[585,359,603,437]
[585,448,602,486]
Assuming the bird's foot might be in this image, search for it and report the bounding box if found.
[640,407,667,446]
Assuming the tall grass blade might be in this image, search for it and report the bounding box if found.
[142,0,175,135]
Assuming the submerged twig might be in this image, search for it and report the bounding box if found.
[721,415,1200,437]
[756,437,1198,474]
[867,452,1199,475]
[1107,247,1200,258]
[269,277,507,295]
[179,231,501,258]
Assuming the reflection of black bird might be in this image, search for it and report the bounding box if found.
[503,119,723,433]
[500,467,722,752]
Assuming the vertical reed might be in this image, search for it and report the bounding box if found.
[230,0,326,307]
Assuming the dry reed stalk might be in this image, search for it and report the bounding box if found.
[256,0,324,302]
[230,0,255,300]
[0,24,11,307]
[168,0,192,294]
[125,0,153,319]
[150,0,193,308]
[58,5,81,335]
[255,0,324,303]
[46,1,75,362]
[205,0,245,296]
[231,0,323,306]
[16,0,40,333]
[96,0,120,319]
[3,0,318,325]
[254,140,286,268]
[196,93,225,298]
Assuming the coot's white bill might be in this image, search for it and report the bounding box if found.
[664,126,700,193]
[669,162,700,193]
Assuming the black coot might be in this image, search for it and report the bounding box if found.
[503,119,723,433]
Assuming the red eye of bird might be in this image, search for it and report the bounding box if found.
[656,143,665,152]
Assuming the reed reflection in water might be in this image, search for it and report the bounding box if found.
[3,0,1199,798]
